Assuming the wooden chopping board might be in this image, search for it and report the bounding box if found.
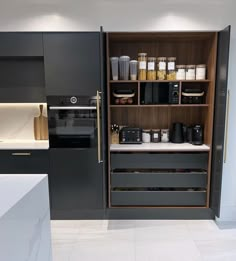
[34,104,49,140]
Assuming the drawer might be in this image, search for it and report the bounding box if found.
[111,153,208,169]
[111,171,207,188]
[0,150,49,174]
[111,190,207,206]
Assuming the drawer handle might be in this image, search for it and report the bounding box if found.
[12,152,31,156]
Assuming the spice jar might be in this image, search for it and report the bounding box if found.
[176,65,186,80]
[151,129,161,143]
[167,57,176,80]
[196,64,207,80]
[142,129,151,143]
[147,57,156,80]
[186,65,196,80]
[157,57,167,80]
[138,53,147,80]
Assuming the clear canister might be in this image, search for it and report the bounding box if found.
[176,65,186,80]
[186,65,196,80]
[142,129,151,143]
[129,60,138,80]
[196,64,206,80]
[138,53,147,80]
[147,57,156,80]
[157,57,167,80]
[151,129,161,143]
[167,57,176,80]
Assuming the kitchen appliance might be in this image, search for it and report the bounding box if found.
[187,125,204,145]
[141,82,179,104]
[171,123,184,143]
[182,88,205,104]
[119,127,142,144]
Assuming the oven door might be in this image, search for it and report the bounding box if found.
[48,106,97,148]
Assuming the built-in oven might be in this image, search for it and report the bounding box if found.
[47,96,101,149]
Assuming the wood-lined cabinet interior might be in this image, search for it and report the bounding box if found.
[106,30,230,214]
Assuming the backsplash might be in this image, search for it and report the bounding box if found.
[0,103,47,140]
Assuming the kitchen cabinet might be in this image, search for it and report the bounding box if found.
[43,32,101,96]
[0,150,49,174]
[49,149,104,219]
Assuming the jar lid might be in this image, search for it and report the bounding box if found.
[152,129,160,131]
[130,60,138,63]
[148,57,156,60]
[168,57,176,60]
[186,64,196,68]
[176,64,186,68]
[138,53,147,56]
[196,64,206,67]
[143,129,151,132]
[157,57,166,60]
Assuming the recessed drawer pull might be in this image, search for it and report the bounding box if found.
[11,152,31,156]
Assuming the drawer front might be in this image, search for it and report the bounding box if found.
[111,153,208,169]
[111,172,207,188]
[0,150,49,174]
[111,191,207,206]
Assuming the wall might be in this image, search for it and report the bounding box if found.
[0,0,235,220]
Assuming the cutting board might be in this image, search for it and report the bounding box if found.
[34,104,49,140]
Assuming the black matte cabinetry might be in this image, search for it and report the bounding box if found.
[43,33,101,96]
[0,150,49,174]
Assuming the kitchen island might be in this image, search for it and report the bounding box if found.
[0,174,52,261]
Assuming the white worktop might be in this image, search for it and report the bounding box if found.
[110,143,210,152]
[0,139,49,150]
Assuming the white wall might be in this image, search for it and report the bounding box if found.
[0,0,235,220]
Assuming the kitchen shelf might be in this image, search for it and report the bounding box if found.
[110,80,210,84]
[110,104,209,108]
[110,143,210,152]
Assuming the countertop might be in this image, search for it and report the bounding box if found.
[0,139,49,150]
[0,174,47,218]
[110,143,210,152]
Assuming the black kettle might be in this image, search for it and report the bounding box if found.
[171,122,184,143]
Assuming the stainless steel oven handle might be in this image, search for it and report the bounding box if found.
[49,106,97,110]
[96,90,103,164]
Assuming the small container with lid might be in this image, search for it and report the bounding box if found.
[167,57,176,80]
[196,64,207,80]
[147,57,156,80]
[176,65,186,80]
[119,56,130,80]
[142,129,151,143]
[157,57,167,80]
[186,65,196,80]
[129,60,138,80]
[151,129,161,143]
[161,129,170,143]
[138,53,147,80]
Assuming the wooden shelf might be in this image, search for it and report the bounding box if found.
[110,80,210,84]
[110,143,210,152]
[110,104,209,108]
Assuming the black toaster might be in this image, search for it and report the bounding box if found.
[119,127,142,144]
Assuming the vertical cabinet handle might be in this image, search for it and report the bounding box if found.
[224,89,230,163]
[96,90,103,164]
[12,152,31,156]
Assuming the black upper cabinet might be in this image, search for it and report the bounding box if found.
[43,32,101,96]
[210,26,231,217]
[0,33,43,57]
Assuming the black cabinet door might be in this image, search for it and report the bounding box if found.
[49,148,104,218]
[0,150,49,174]
[210,26,231,217]
[0,33,43,57]
[43,32,101,96]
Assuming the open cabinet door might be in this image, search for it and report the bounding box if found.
[210,25,231,217]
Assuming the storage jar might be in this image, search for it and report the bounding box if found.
[196,64,207,80]
[157,57,167,80]
[167,57,176,80]
[138,53,147,80]
[151,129,161,143]
[161,129,169,143]
[186,65,196,80]
[147,57,156,80]
[142,129,151,143]
[176,65,186,80]
[130,60,138,80]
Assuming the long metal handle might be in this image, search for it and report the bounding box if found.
[224,89,230,163]
[49,106,96,110]
[12,152,31,156]
[96,90,103,164]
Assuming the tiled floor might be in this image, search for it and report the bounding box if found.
[51,220,236,261]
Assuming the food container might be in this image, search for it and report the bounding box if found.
[196,64,207,80]
[147,57,156,80]
[186,65,196,80]
[157,57,167,80]
[129,60,138,80]
[161,129,169,142]
[138,53,147,80]
[176,65,186,80]
[142,129,151,143]
[167,57,176,80]
[151,129,161,143]
[119,56,130,80]
[113,89,135,105]
[110,57,119,80]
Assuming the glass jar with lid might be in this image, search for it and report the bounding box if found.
[196,64,207,80]
[138,53,147,80]
[176,65,186,80]
[186,65,196,80]
[167,57,176,80]
[151,129,161,143]
[142,129,151,143]
[147,57,156,80]
[157,57,167,80]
